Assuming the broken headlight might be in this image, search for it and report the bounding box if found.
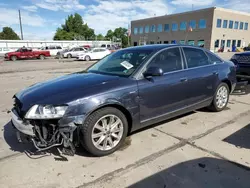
[25,105,68,119]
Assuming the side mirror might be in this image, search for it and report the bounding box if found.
[143,67,164,78]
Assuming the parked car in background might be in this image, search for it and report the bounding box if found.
[5,47,50,61]
[0,47,15,56]
[230,51,250,81]
[243,47,250,52]
[77,48,111,61]
[56,49,70,58]
[63,47,87,58]
[11,45,236,157]
[41,45,62,56]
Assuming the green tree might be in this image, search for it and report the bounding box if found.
[54,13,95,40]
[105,30,113,40]
[0,27,20,40]
[105,27,130,47]
[96,34,104,40]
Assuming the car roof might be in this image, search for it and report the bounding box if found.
[124,44,205,51]
[235,51,250,55]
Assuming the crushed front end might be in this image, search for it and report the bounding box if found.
[11,97,82,156]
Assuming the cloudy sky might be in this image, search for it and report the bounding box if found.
[0,0,249,40]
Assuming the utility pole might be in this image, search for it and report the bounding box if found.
[192,4,194,11]
[18,9,24,40]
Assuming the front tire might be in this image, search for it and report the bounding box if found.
[11,56,17,61]
[80,107,128,157]
[209,83,229,112]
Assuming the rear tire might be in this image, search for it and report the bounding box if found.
[39,54,45,60]
[209,83,229,112]
[85,55,91,61]
[67,54,72,58]
[80,107,128,157]
[11,56,17,61]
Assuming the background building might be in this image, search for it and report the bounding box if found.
[131,7,250,52]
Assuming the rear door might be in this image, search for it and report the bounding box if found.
[181,47,219,105]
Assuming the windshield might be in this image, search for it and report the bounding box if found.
[87,49,154,77]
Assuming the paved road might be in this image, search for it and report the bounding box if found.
[1,58,250,188]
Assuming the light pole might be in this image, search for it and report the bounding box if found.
[18,9,24,40]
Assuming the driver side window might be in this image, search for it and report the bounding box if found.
[148,47,183,73]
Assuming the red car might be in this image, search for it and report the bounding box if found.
[5,47,50,61]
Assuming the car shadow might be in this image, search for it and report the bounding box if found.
[128,157,250,188]
[3,121,93,160]
[223,123,250,150]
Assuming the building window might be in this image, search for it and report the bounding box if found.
[188,40,195,46]
[134,27,138,35]
[179,40,185,44]
[232,40,236,47]
[214,40,219,48]
[199,19,206,29]
[145,25,149,33]
[163,41,169,44]
[151,25,156,32]
[164,24,170,31]
[234,21,239,29]
[197,40,205,47]
[226,40,231,47]
[180,21,187,31]
[157,24,163,32]
[237,40,241,47]
[229,20,233,29]
[139,27,143,34]
[244,23,248,30]
[223,20,228,28]
[189,20,196,29]
[217,19,222,28]
[150,41,154,44]
[240,22,244,30]
[221,40,225,48]
[172,23,178,31]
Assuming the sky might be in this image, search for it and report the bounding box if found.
[0,0,249,40]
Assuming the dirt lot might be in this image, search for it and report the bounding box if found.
[1,56,250,188]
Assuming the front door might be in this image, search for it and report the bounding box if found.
[181,47,219,105]
[138,47,189,123]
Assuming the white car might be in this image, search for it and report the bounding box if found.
[41,45,63,56]
[76,48,111,61]
[63,47,86,58]
[0,48,15,56]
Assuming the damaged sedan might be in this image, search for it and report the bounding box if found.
[11,45,236,157]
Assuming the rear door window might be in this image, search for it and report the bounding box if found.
[183,47,210,68]
[149,47,183,73]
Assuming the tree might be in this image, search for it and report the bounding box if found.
[105,27,130,47]
[54,13,95,40]
[96,34,104,40]
[0,27,20,40]
[105,30,113,40]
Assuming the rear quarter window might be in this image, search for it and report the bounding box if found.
[205,51,223,64]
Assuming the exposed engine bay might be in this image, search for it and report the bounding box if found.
[16,119,79,156]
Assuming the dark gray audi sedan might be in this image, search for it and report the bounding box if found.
[11,44,237,156]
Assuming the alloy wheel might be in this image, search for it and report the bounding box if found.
[91,114,124,151]
[216,85,228,109]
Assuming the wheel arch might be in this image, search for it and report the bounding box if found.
[221,79,232,92]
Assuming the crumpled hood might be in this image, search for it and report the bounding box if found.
[15,71,120,112]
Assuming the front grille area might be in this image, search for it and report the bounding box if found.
[237,55,250,63]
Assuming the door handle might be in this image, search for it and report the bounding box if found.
[180,78,188,82]
[213,71,219,75]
